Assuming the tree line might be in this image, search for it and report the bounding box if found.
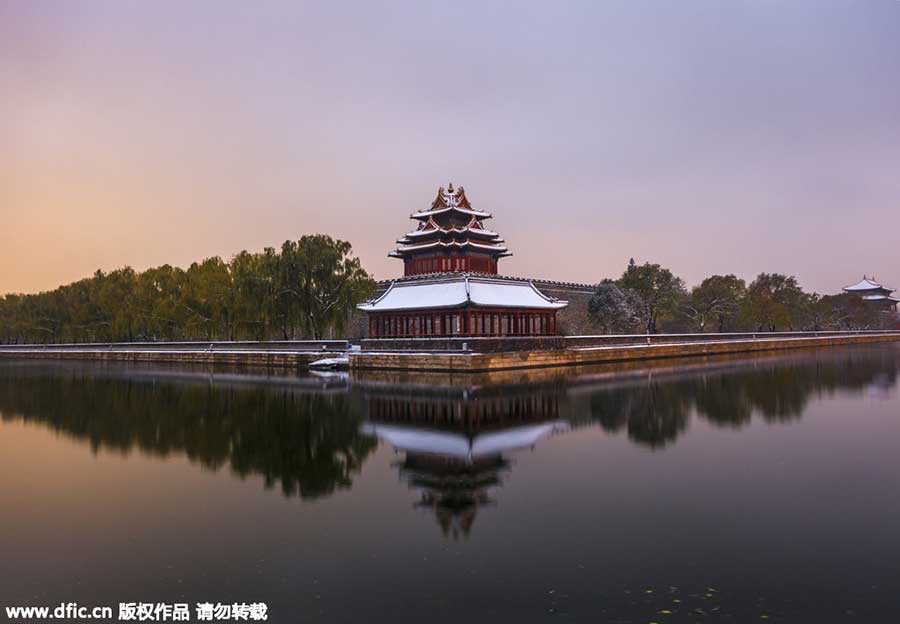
[589,258,892,334]
[0,235,375,344]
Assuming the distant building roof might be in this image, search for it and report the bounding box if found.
[357,275,568,312]
[843,276,895,293]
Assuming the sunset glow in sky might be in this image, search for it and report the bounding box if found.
[3,1,899,294]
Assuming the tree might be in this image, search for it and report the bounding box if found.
[815,293,882,330]
[294,235,375,340]
[743,273,807,331]
[588,279,638,334]
[133,265,188,341]
[230,250,274,340]
[0,236,375,343]
[617,259,687,334]
[681,274,746,332]
[183,257,233,339]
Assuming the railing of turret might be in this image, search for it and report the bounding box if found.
[359,330,900,353]
[0,340,348,352]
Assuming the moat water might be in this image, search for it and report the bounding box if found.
[1,344,899,623]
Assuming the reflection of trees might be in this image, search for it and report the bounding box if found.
[588,383,690,448]
[581,346,900,445]
[0,367,375,499]
[691,375,753,428]
[739,366,815,423]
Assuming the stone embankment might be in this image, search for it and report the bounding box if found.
[0,340,346,368]
[350,331,900,372]
[2,332,899,373]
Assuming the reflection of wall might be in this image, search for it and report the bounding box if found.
[363,393,560,433]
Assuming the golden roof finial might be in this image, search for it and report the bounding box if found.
[447,181,454,193]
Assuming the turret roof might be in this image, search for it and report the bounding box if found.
[389,240,510,257]
[357,274,568,312]
[411,184,492,220]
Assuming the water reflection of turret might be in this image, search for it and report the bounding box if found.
[362,389,561,431]
[357,382,569,539]
[404,453,504,539]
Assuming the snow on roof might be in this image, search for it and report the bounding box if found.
[391,240,509,254]
[411,206,492,220]
[844,277,894,292]
[360,421,571,459]
[411,184,492,220]
[862,295,900,302]
[382,272,598,290]
[357,276,568,312]
[404,224,501,238]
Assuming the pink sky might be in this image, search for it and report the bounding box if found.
[3,1,899,295]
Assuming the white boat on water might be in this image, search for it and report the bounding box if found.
[308,356,349,370]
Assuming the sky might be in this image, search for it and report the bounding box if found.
[2,0,899,295]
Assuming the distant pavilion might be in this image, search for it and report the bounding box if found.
[843,276,899,312]
[358,184,567,338]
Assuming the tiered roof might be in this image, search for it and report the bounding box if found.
[357,274,568,312]
[843,276,898,302]
[411,183,491,220]
[390,183,511,260]
[843,277,893,292]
